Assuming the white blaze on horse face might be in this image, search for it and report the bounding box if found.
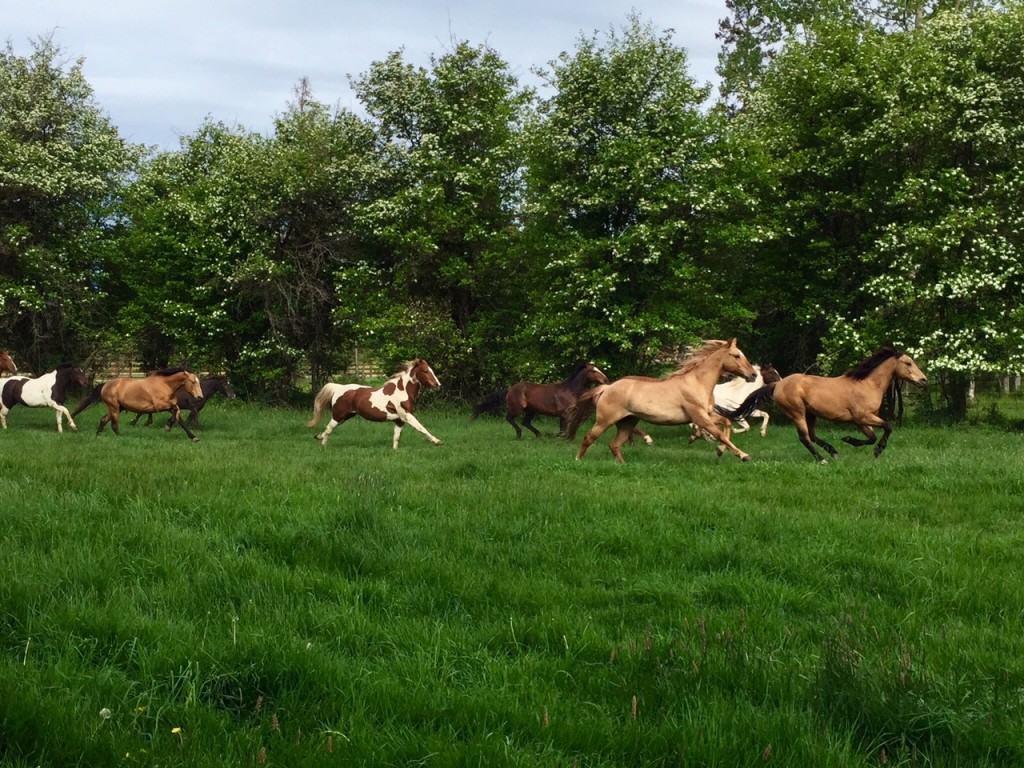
[425,363,441,388]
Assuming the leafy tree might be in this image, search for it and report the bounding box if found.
[522,14,750,376]
[0,36,142,370]
[351,42,533,396]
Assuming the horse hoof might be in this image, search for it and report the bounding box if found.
[741,454,751,462]
[434,440,444,446]
[191,437,201,443]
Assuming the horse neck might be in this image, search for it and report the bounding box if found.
[860,357,901,392]
[690,353,735,392]
[565,370,592,395]
[403,371,421,401]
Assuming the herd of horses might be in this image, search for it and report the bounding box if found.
[0,352,235,443]
[0,340,929,463]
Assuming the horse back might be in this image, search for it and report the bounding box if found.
[101,376,179,413]
[774,374,863,421]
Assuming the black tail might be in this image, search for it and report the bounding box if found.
[70,383,104,418]
[716,383,776,421]
[471,390,507,418]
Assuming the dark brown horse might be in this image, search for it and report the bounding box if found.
[308,359,442,448]
[130,374,236,429]
[473,360,608,439]
[0,351,16,376]
[718,346,927,463]
[563,339,758,463]
[71,368,205,441]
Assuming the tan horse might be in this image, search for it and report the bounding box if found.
[562,339,758,463]
[71,368,204,442]
[719,346,927,463]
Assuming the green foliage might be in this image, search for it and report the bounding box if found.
[522,15,752,375]
[0,37,142,370]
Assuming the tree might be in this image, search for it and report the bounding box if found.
[351,42,533,396]
[0,36,142,370]
[521,15,750,376]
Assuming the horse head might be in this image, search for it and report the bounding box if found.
[760,364,782,386]
[0,351,16,375]
[184,372,204,399]
[583,362,608,386]
[63,363,88,388]
[896,353,928,388]
[723,338,758,382]
[411,359,441,389]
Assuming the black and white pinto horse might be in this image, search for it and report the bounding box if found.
[1,363,89,433]
[690,363,781,443]
[307,359,443,448]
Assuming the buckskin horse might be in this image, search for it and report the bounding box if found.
[718,346,927,463]
[562,339,758,463]
[309,359,442,448]
[71,367,205,441]
[473,360,609,439]
[130,374,236,429]
[0,351,16,376]
[1,363,89,433]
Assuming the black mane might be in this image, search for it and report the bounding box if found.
[844,347,903,381]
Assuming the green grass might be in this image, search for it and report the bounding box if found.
[2,397,1024,766]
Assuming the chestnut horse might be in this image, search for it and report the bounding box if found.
[562,339,758,463]
[71,367,204,441]
[0,351,16,376]
[309,359,442,448]
[1,363,88,433]
[473,360,609,439]
[718,346,927,463]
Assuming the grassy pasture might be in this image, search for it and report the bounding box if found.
[1,396,1023,766]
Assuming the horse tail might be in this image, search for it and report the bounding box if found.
[561,386,604,440]
[471,389,507,419]
[306,384,336,428]
[70,383,104,418]
[716,383,775,421]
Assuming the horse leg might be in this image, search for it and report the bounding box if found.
[790,413,828,463]
[505,410,524,439]
[171,407,200,442]
[807,414,839,458]
[753,409,770,437]
[732,418,750,434]
[315,413,353,446]
[630,427,654,446]
[398,413,443,446]
[873,421,894,457]
[577,420,611,460]
[392,420,404,448]
[521,409,542,438]
[690,413,750,461]
[130,412,143,426]
[608,417,640,463]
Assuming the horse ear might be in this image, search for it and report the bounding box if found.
[728,337,738,347]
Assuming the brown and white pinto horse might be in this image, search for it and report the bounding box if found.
[473,360,609,439]
[0,351,16,376]
[562,339,758,463]
[719,346,927,463]
[70,367,205,441]
[309,359,442,448]
[1,363,88,433]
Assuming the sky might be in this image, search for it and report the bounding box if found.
[7,0,726,151]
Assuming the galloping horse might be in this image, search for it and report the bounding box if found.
[1,363,88,433]
[71,367,205,441]
[309,359,442,448]
[690,363,782,442]
[473,360,609,439]
[0,351,16,376]
[562,339,758,463]
[718,346,927,463]
[131,374,236,429]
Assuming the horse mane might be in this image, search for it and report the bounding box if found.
[843,347,903,381]
[151,366,192,377]
[668,340,730,377]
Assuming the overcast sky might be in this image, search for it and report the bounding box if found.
[7,0,725,151]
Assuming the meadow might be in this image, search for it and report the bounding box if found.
[1,393,1023,767]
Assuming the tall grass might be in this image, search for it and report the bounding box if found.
[1,398,1023,766]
